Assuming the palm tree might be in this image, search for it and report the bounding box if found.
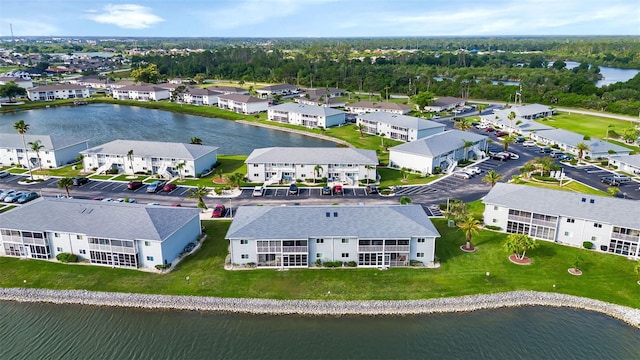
[126,149,134,173]
[502,134,516,152]
[57,177,74,198]
[454,117,472,132]
[364,164,374,182]
[357,123,366,138]
[175,161,186,181]
[477,104,487,116]
[379,133,386,147]
[400,167,410,181]
[187,184,210,210]
[457,215,482,251]
[507,111,516,133]
[575,142,590,162]
[228,172,245,189]
[28,139,44,169]
[13,120,33,180]
[462,140,474,160]
[607,187,620,197]
[190,137,203,145]
[482,170,503,187]
[313,165,323,183]
[399,196,412,205]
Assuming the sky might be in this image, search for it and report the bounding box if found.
[0,0,638,38]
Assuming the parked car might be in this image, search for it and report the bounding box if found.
[522,140,536,147]
[540,147,552,154]
[17,192,39,204]
[475,123,488,129]
[485,127,495,133]
[4,191,24,203]
[601,177,620,186]
[127,181,143,190]
[146,180,165,193]
[492,153,508,161]
[288,183,298,195]
[212,204,226,218]
[557,154,574,161]
[514,137,526,143]
[612,174,631,182]
[91,196,104,201]
[163,183,177,192]
[366,185,379,194]
[461,168,477,177]
[252,186,265,197]
[0,170,10,178]
[452,171,471,179]
[550,151,564,158]
[322,186,332,195]
[495,131,509,137]
[333,184,343,194]
[465,166,482,175]
[72,177,89,186]
[505,152,519,160]
[115,198,137,203]
[0,190,16,201]
[101,198,113,202]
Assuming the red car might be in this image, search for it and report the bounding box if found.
[333,184,343,195]
[485,127,495,133]
[163,183,177,192]
[495,131,509,137]
[212,204,226,218]
[127,181,143,190]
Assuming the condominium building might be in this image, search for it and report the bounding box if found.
[0,133,88,169]
[27,84,90,101]
[267,103,345,128]
[357,112,445,142]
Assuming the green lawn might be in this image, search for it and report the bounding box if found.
[33,164,82,178]
[377,167,441,187]
[513,178,608,196]
[112,174,149,182]
[177,155,248,187]
[538,112,639,152]
[9,168,28,174]
[89,174,115,180]
[0,219,638,307]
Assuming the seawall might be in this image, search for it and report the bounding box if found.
[0,288,638,328]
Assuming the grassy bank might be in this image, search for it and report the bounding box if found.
[0,219,637,307]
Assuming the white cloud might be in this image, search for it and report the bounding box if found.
[86,4,164,29]
[0,18,60,37]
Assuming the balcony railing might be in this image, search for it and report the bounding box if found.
[358,245,383,252]
[531,218,556,227]
[385,245,410,252]
[282,246,308,253]
[257,246,282,253]
[508,214,531,223]
[611,232,640,242]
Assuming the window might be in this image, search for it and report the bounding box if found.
[326,212,330,217]
[146,256,154,261]
[144,241,151,246]
[316,253,323,258]
[591,236,597,241]
[417,238,425,243]
[593,223,602,228]
[79,249,86,255]
[240,240,248,245]
[253,173,259,177]
[241,254,249,259]
[566,218,575,223]
[564,231,571,237]
[417,252,424,258]
[316,238,324,244]
[54,233,60,238]
[253,164,259,167]
[76,235,82,239]
[56,247,63,252]
[341,253,349,258]
[494,206,499,210]
[492,218,498,223]
[341,238,349,244]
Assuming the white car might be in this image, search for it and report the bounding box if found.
[452,171,471,179]
[466,166,482,174]
[522,140,536,147]
[506,152,520,160]
[252,186,265,197]
[0,170,10,178]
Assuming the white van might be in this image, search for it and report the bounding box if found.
[252,186,265,197]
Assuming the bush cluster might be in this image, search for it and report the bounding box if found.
[56,253,78,263]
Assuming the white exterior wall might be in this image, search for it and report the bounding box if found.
[410,236,436,264]
[0,142,86,169]
[389,151,434,174]
[245,101,269,114]
[483,205,510,231]
[245,162,376,183]
[608,158,640,175]
[230,239,258,265]
[27,88,90,101]
[193,152,218,175]
[156,215,201,267]
[556,217,613,249]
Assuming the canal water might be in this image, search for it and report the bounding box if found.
[0,104,337,154]
[0,301,638,360]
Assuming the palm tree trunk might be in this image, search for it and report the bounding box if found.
[21,135,33,180]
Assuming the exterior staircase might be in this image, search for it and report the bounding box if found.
[158,162,173,179]
[95,162,113,175]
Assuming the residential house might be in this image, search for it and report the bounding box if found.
[206,85,248,95]
[81,140,218,178]
[27,84,90,101]
[294,96,346,108]
[496,104,555,120]
[112,84,170,101]
[0,198,201,270]
[483,183,640,259]
[69,75,108,89]
[226,204,440,268]
[303,87,345,98]
[256,84,299,98]
[357,112,445,142]
[529,129,631,158]
[245,147,378,184]
[608,154,640,176]
[389,129,488,174]
[183,87,223,106]
[346,101,411,115]
[0,76,33,88]
[423,97,465,112]
[0,133,88,168]
[217,93,269,114]
[267,103,345,128]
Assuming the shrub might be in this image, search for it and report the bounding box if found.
[56,253,78,263]
[600,161,608,166]
[485,225,502,231]
[570,159,578,165]
[315,258,322,266]
[439,203,447,210]
[585,156,591,160]
[410,260,424,266]
[583,241,594,249]
[345,261,357,267]
[106,168,118,174]
[323,261,343,267]
[155,263,172,270]
[551,144,560,149]
[433,166,443,174]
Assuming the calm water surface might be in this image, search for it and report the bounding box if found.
[0,301,638,360]
[0,104,336,154]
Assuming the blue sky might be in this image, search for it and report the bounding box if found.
[1,0,638,37]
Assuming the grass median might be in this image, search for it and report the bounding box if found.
[0,218,637,307]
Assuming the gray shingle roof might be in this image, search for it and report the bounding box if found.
[358,112,444,131]
[225,205,440,239]
[0,133,88,150]
[116,84,168,92]
[245,147,378,165]
[347,101,411,112]
[483,183,640,229]
[28,84,87,91]
[257,84,298,92]
[206,85,247,93]
[390,129,487,156]
[610,154,640,168]
[186,87,222,96]
[512,104,553,117]
[269,102,345,117]
[218,93,267,103]
[430,97,464,107]
[536,129,630,154]
[81,140,218,160]
[0,197,201,241]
